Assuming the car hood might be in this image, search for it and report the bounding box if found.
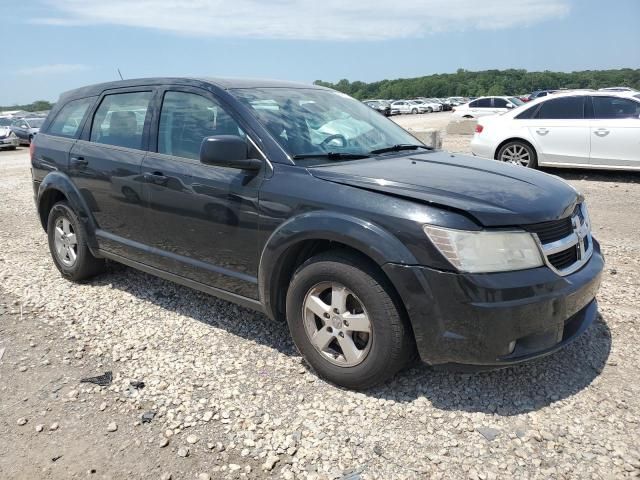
[0,126,11,136]
[308,152,580,226]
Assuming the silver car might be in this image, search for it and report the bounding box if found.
[11,117,44,145]
[0,117,19,150]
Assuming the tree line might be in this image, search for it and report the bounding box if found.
[0,100,54,113]
[314,68,640,100]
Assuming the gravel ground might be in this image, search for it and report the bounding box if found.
[1,145,639,480]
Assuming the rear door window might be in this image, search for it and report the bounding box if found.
[535,96,585,119]
[592,96,640,119]
[90,91,152,150]
[474,98,492,108]
[47,97,95,138]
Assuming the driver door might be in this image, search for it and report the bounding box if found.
[140,87,264,299]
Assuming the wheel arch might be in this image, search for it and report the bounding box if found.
[494,137,537,161]
[258,212,418,323]
[37,171,100,252]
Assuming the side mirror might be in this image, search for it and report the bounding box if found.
[506,103,514,109]
[200,135,261,171]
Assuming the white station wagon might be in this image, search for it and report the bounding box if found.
[471,91,640,171]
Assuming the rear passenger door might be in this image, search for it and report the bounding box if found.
[139,87,264,299]
[525,95,590,166]
[69,88,155,260]
[469,98,492,117]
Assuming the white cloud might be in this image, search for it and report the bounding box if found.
[15,63,91,75]
[34,0,570,40]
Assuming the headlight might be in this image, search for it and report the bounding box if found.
[423,225,544,273]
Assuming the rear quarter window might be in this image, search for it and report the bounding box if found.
[47,97,95,138]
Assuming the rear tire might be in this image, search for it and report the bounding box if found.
[497,140,538,168]
[286,250,415,390]
[47,201,105,281]
[411,108,418,114]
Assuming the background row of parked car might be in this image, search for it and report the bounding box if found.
[0,112,48,149]
[363,97,470,116]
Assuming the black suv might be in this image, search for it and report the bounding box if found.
[31,78,603,389]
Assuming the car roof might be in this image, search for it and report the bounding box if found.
[58,77,327,100]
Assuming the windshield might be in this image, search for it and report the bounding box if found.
[232,88,422,164]
[509,97,525,106]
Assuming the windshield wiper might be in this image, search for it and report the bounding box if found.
[369,144,432,155]
[292,152,371,160]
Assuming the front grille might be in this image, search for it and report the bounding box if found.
[523,204,592,276]
[525,216,573,243]
[547,246,579,270]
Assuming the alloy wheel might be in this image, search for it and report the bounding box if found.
[54,216,78,267]
[501,144,531,167]
[302,282,373,367]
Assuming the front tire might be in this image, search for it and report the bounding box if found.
[411,108,418,114]
[286,251,415,390]
[47,201,105,281]
[497,141,538,168]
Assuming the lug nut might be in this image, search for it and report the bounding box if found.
[327,326,333,333]
[323,313,330,319]
[339,332,344,338]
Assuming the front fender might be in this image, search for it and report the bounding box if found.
[37,171,100,252]
[258,211,419,320]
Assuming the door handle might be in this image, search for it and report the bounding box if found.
[144,171,169,185]
[70,156,88,167]
[594,128,610,137]
[536,128,549,136]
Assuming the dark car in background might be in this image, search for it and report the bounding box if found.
[363,99,392,116]
[11,117,44,145]
[526,90,557,102]
[31,77,603,389]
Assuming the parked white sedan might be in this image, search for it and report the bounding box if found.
[391,100,430,114]
[453,96,524,119]
[471,91,640,170]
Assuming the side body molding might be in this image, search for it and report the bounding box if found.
[258,211,419,320]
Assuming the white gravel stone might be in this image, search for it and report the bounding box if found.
[107,422,118,432]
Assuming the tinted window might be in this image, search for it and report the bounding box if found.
[474,98,492,108]
[90,91,152,150]
[48,98,95,137]
[593,96,640,119]
[27,118,44,128]
[536,96,585,119]
[158,91,245,160]
[515,105,538,120]
[493,98,508,108]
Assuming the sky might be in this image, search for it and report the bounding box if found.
[2,0,639,105]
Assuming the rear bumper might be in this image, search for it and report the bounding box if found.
[383,239,604,366]
[470,134,494,159]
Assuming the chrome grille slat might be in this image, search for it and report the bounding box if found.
[525,203,593,276]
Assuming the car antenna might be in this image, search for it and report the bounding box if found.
[117,68,124,80]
